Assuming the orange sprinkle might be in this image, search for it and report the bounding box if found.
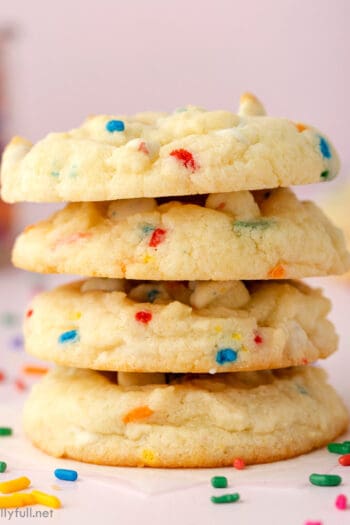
[268,264,286,279]
[295,122,308,132]
[55,232,91,247]
[123,406,154,423]
[22,365,48,375]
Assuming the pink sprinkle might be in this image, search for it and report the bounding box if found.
[335,494,347,510]
[149,228,167,248]
[233,458,245,470]
[304,522,322,525]
[138,141,149,155]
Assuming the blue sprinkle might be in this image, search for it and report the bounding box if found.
[216,348,238,365]
[296,384,308,395]
[50,171,60,178]
[106,119,125,132]
[54,468,78,482]
[147,289,160,303]
[319,136,331,159]
[58,329,79,344]
[141,224,155,236]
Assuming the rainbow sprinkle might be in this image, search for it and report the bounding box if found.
[216,348,238,365]
[105,119,125,132]
[58,329,79,344]
[319,136,331,158]
[135,311,152,324]
[170,149,198,172]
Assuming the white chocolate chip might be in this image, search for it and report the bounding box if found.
[190,281,250,310]
[238,93,266,117]
[117,372,166,386]
[108,198,157,222]
[205,191,260,219]
[81,278,125,293]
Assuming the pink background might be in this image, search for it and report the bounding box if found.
[1,0,349,163]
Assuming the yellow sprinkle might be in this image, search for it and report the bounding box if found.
[0,476,31,494]
[214,326,222,333]
[0,493,36,508]
[31,490,61,509]
[232,332,242,340]
[142,254,154,264]
[67,311,81,321]
[142,449,156,464]
[241,345,248,352]
[51,485,61,491]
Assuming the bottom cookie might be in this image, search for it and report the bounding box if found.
[23,366,348,468]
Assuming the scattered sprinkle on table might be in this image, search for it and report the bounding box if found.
[54,468,78,482]
[31,490,61,509]
[211,476,228,488]
[233,458,245,470]
[0,427,12,436]
[335,494,347,510]
[339,453,350,466]
[309,473,342,487]
[22,365,48,375]
[0,476,31,494]
[327,441,350,454]
[0,493,36,508]
[211,493,240,504]
[0,462,6,473]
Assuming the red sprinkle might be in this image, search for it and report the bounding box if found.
[170,149,198,172]
[14,378,27,391]
[233,458,245,470]
[135,311,152,324]
[0,370,5,382]
[335,494,347,510]
[254,334,263,344]
[26,309,33,318]
[149,228,166,248]
[339,453,350,466]
[301,358,308,365]
[138,141,149,155]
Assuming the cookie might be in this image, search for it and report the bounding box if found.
[321,184,350,280]
[1,94,339,203]
[23,366,348,467]
[24,278,337,373]
[12,188,350,280]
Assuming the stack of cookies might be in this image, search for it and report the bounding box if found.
[1,94,349,467]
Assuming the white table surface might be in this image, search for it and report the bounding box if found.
[0,266,349,525]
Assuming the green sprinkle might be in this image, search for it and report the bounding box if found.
[0,428,12,436]
[233,219,273,234]
[0,462,7,473]
[50,171,60,178]
[320,170,330,179]
[327,442,350,454]
[211,493,240,504]
[211,476,228,488]
[309,473,342,487]
[0,312,19,327]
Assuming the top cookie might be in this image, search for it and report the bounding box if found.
[0,94,339,202]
